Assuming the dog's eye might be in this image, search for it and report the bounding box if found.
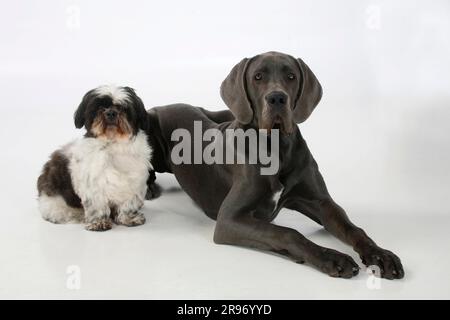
[254,73,262,81]
[287,73,295,80]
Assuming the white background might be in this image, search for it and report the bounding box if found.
[0,0,449,299]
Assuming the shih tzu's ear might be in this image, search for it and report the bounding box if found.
[293,57,323,123]
[220,58,253,124]
[74,89,95,129]
[124,87,149,131]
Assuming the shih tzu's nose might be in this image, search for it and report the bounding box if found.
[104,109,118,122]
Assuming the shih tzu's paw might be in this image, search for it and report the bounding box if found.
[85,218,113,231]
[114,212,146,227]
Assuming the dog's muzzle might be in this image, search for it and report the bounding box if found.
[104,108,118,125]
[263,91,293,135]
[265,91,288,109]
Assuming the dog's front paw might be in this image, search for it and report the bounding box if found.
[85,218,113,231]
[114,212,146,227]
[312,248,360,279]
[359,245,404,280]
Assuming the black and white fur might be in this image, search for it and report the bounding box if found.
[37,85,152,231]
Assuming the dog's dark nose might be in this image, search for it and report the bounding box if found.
[104,109,118,121]
[265,91,287,108]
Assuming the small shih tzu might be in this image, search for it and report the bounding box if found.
[37,85,153,231]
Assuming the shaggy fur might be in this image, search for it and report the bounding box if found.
[37,85,153,231]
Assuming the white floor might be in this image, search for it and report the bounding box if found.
[0,170,449,299]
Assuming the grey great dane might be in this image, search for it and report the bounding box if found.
[146,51,404,279]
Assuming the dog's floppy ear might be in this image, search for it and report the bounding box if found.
[74,89,94,129]
[124,87,149,131]
[220,58,253,124]
[293,58,323,123]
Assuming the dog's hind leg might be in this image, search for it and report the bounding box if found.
[37,149,84,224]
[145,170,162,200]
[38,194,84,224]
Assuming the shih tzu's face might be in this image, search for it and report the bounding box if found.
[74,85,148,140]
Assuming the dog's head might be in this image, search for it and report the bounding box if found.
[74,85,148,140]
[220,51,322,135]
